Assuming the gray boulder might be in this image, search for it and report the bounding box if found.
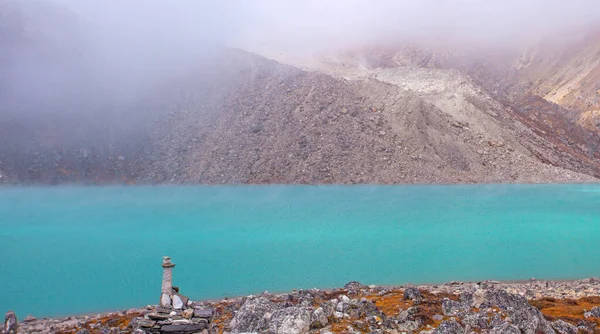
[403,287,423,303]
[490,322,521,334]
[441,298,469,316]
[229,297,281,333]
[511,306,554,334]
[551,320,578,334]
[433,320,463,334]
[462,313,489,329]
[381,316,397,330]
[259,307,311,334]
[590,306,600,318]
[483,289,555,334]
[397,306,419,323]
[357,299,385,318]
[344,281,366,294]
[310,307,328,329]
[397,320,420,332]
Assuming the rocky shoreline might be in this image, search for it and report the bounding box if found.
[6,278,600,334]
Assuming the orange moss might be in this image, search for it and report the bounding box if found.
[330,318,360,333]
[531,296,600,328]
[211,302,235,334]
[361,289,456,331]
[56,312,143,334]
[369,291,411,317]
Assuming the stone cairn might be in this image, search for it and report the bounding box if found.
[2,311,17,334]
[133,256,214,333]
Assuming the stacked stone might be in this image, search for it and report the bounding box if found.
[3,311,17,334]
[134,305,214,333]
[133,256,215,333]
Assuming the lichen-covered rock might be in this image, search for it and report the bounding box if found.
[357,298,384,318]
[403,287,423,304]
[590,306,600,317]
[433,320,463,334]
[488,313,504,328]
[344,281,367,294]
[441,298,469,316]
[490,322,521,334]
[381,316,397,330]
[551,320,578,334]
[229,297,281,333]
[258,307,311,334]
[397,306,419,323]
[483,288,555,334]
[310,307,328,329]
[397,320,420,332]
[462,313,489,329]
[468,287,487,308]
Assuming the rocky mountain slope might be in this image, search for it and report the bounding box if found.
[2,47,600,184]
[515,30,600,132]
[130,50,598,184]
[1,1,600,185]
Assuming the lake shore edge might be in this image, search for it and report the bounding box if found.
[8,277,600,333]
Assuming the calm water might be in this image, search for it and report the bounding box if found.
[1,185,600,317]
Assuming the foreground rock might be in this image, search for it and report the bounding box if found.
[9,278,600,333]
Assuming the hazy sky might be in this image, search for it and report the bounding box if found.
[54,0,600,53]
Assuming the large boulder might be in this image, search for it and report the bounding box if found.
[441,298,469,316]
[397,306,419,323]
[259,307,311,334]
[357,298,385,318]
[482,288,555,334]
[551,320,578,334]
[229,297,281,333]
[310,307,328,329]
[490,322,521,334]
[344,281,367,294]
[403,287,423,304]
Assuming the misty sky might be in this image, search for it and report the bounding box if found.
[54,0,600,53]
[3,0,600,118]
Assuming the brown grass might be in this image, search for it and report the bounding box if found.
[531,296,600,328]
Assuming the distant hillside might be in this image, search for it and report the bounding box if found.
[514,31,600,132]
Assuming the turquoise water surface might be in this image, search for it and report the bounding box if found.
[1,185,600,317]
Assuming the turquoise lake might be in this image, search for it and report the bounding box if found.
[1,185,600,317]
